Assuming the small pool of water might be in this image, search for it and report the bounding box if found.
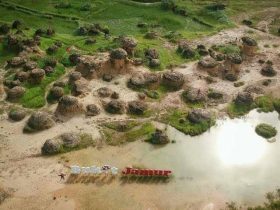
[140,110,280,207]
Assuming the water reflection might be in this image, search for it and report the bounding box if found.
[216,120,267,166]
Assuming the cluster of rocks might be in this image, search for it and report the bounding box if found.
[128,71,185,91]
[144,48,160,68]
[41,132,88,155]
[105,100,148,115]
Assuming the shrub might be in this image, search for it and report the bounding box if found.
[255,123,277,139]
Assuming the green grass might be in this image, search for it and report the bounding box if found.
[215,44,241,55]
[228,95,280,118]
[255,95,275,113]
[255,123,277,139]
[227,102,254,118]
[102,122,155,145]
[21,64,66,108]
[162,109,215,136]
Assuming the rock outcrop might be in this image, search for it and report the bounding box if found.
[128,100,148,115]
[24,112,55,132]
[162,71,184,90]
[56,96,84,116]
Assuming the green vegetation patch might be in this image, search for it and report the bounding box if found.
[228,95,280,118]
[255,123,277,139]
[227,102,254,118]
[102,121,155,146]
[162,109,215,136]
[21,63,66,108]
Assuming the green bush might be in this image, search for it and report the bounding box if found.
[255,123,277,139]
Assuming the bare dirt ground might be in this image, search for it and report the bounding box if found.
[0,25,279,210]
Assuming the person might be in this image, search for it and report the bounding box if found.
[58,173,66,181]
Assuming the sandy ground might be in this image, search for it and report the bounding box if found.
[0,24,279,210]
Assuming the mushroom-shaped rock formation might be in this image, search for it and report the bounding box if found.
[111,91,120,99]
[149,59,161,68]
[56,96,84,116]
[144,48,159,60]
[53,81,66,88]
[150,129,169,145]
[207,89,224,100]
[7,57,26,67]
[234,92,253,106]
[8,109,26,121]
[41,138,62,155]
[44,66,54,74]
[182,88,207,103]
[224,54,243,74]
[24,61,37,71]
[86,104,101,116]
[0,24,10,34]
[128,73,146,89]
[60,132,81,148]
[69,53,81,65]
[110,48,128,70]
[120,36,137,55]
[144,73,161,89]
[72,78,89,96]
[24,112,55,133]
[7,86,25,100]
[76,54,108,78]
[97,87,113,98]
[15,71,29,82]
[177,40,195,59]
[197,45,208,56]
[69,71,82,84]
[241,36,257,56]
[244,85,264,94]
[198,57,219,76]
[105,100,126,114]
[29,68,45,84]
[261,65,277,77]
[128,100,148,115]
[162,71,185,90]
[102,74,114,82]
[49,86,64,100]
[187,109,212,124]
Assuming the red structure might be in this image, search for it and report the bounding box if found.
[122,167,172,177]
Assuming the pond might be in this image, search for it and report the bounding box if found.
[145,110,280,207]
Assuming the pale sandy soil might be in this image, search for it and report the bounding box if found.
[0,25,279,210]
